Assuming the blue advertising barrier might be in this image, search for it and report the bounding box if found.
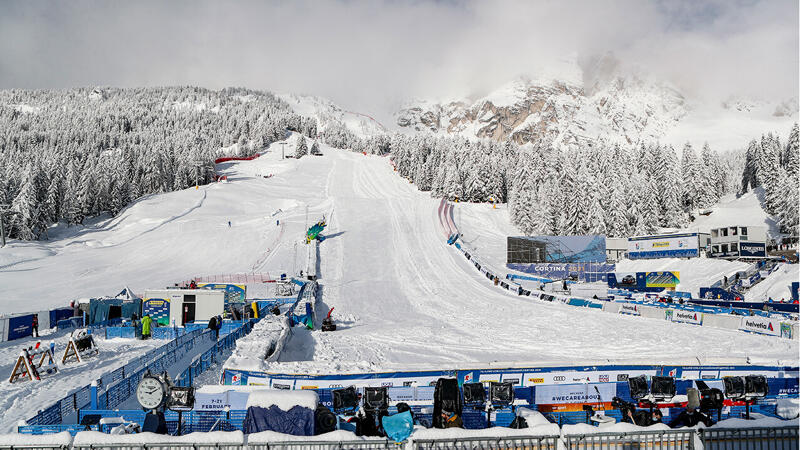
[7,314,35,340]
[508,263,615,282]
[104,326,138,339]
[49,308,74,328]
[699,287,740,301]
[57,317,84,330]
[691,299,799,314]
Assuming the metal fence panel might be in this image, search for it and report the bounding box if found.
[413,435,560,450]
[699,426,799,450]
[249,441,392,450]
[564,430,695,450]
[71,445,242,450]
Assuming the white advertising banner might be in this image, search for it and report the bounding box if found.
[620,304,641,316]
[522,369,657,386]
[628,234,699,253]
[739,316,780,336]
[672,310,703,325]
[534,383,617,412]
[195,390,250,411]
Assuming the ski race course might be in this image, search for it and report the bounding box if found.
[0,136,798,427]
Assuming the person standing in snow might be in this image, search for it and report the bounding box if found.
[31,314,39,338]
[207,315,220,340]
[141,315,152,340]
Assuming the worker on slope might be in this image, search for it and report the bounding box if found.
[141,315,153,340]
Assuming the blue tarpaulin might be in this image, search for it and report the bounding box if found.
[242,405,314,435]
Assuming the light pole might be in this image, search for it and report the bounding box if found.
[191,160,204,189]
[279,142,287,160]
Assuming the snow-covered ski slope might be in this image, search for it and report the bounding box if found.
[0,137,796,376]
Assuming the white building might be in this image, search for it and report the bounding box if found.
[143,289,225,326]
[606,237,628,262]
[709,225,767,258]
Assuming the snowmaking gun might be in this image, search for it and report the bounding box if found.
[321,307,336,332]
[62,328,99,364]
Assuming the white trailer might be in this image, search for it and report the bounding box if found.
[143,289,225,327]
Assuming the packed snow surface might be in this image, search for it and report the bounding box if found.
[0,138,796,379]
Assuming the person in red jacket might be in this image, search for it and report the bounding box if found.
[31,314,39,338]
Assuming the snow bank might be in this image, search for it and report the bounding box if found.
[562,421,672,435]
[710,416,800,429]
[0,431,72,445]
[516,407,558,428]
[73,430,244,444]
[245,389,319,410]
[410,423,560,439]
[223,315,290,372]
[776,397,799,419]
[247,429,385,443]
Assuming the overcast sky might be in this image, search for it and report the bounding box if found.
[0,0,797,118]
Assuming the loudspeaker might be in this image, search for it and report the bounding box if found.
[628,375,649,400]
[462,383,486,404]
[332,386,359,412]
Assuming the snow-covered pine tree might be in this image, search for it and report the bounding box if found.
[786,123,799,178]
[11,163,45,240]
[680,143,703,212]
[604,180,629,237]
[741,139,761,193]
[295,135,308,158]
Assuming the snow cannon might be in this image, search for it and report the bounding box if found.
[305,217,327,243]
[321,307,336,332]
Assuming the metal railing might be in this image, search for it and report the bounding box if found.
[70,445,242,450]
[249,441,393,450]
[412,435,560,450]
[699,426,799,450]
[564,429,695,450]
